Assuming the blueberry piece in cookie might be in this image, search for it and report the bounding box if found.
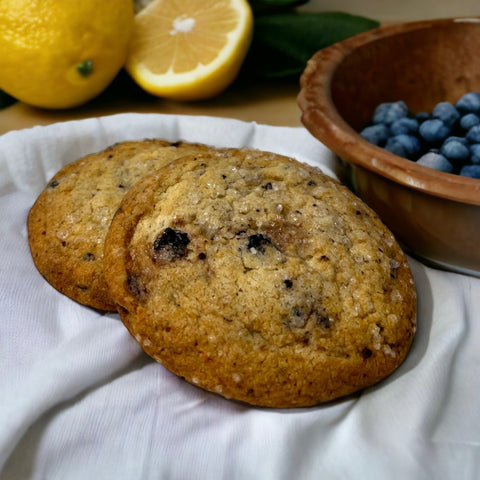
[153,228,190,262]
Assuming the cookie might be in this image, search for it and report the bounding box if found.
[104,149,417,407]
[28,139,215,310]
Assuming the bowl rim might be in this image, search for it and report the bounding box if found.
[297,16,480,206]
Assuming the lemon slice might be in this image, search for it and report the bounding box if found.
[126,0,253,101]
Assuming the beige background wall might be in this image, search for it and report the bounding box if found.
[301,0,480,23]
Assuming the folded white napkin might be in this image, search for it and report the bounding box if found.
[1,114,479,480]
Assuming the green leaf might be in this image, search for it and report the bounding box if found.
[241,11,380,79]
[0,89,16,109]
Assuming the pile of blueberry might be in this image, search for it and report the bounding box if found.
[359,92,480,179]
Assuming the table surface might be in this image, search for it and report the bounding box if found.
[0,74,303,136]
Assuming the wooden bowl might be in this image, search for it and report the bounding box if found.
[298,17,480,276]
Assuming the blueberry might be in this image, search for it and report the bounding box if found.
[360,124,389,146]
[460,113,480,130]
[440,139,470,161]
[153,227,190,260]
[442,135,469,146]
[456,92,480,114]
[373,101,408,125]
[419,119,451,143]
[384,137,407,157]
[470,144,480,164]
[432,102,460,127]
[466,125,480,143]
[390,117,419,135]
[415,112,430,123]
[416,152,454,173]
[385,134,421,159]
[459,164,480,178]
[247,234,272,253]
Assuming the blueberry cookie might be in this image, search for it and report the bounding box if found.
[28,139,214,310]
[104,149,417,407]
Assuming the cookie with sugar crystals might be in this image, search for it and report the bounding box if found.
[104,149,417,407]
[28,139,215,310]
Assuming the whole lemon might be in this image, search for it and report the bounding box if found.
[0,0,134,109]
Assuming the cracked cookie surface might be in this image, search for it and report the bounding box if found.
[28,139,214,310]
[104,149,417,407]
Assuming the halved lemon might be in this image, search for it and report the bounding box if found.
[126,0,253,101]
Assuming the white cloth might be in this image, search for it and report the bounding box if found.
[0,113,479,480]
